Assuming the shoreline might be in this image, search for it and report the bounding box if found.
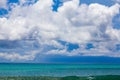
[0,75,120,80]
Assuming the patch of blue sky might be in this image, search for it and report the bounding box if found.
[80,0,114,6]
[52,0,63,11]
[86,43,94,50]
[8,0,37,4]
[54,0,114,7]
[67,43,79,51]
[0,8,8,17]
[112,14,120,29]
[8,0,19,3]
[0,0,19,17]
[58,40,79,51]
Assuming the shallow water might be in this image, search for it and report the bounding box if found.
[0,63,120,77]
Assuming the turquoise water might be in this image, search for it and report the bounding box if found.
[0,63,120,76]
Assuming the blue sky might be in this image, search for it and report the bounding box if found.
[0,0,120,63]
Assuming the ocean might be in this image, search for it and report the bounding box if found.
[0,63,120,77]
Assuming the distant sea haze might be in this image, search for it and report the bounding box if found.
[0,63,120,77]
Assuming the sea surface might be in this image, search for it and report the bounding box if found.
[0,63,120,77]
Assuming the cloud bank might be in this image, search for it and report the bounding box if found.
[0,0,120,61]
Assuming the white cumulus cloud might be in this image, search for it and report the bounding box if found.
[113,0,120,3]
[0,0,7,8]
[0,0,120,60]
[0,50,39,61]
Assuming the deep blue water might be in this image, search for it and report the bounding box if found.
[0,63,120,77]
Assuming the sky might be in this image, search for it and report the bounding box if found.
[0,0,120,63]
